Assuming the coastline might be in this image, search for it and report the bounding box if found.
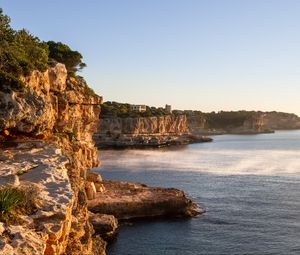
[96,134,213,149]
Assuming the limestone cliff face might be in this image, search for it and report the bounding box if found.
[94,115,191,148]
[0,64,102,254]
[263,112,300,130]
[99,115,189,135]
[185,112,206,135]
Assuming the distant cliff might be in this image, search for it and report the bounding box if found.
[99,115,189,135]
[182,111,268,135]
[95,108,300,149]
[94,115,211,148]
[187,111,300,135]
[185,111,207,135]
[263,112,300,130]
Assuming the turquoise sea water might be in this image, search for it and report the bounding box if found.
[96,130,300,255]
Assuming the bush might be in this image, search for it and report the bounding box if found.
[0,186,25,214]
[65,131,77,142]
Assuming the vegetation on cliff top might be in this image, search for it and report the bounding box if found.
[0,9,86,92]
[102,101,170,118]
[0,9,48,91]
[101,100,260,129]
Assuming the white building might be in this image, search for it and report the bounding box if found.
[130,104,147,112]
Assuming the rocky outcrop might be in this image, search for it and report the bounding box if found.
[88,180,202,220]
[89,213,118,240]
[0,64,102,255]
[94,115,211,148]
[263,112,300,130]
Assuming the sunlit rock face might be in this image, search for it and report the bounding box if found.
[0,64,103,255]
[0,141,72,255]
[88,180,202,220]
[99,115,189,135]
[94,115,193,148]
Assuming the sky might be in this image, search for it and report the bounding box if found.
[1,0,300,115]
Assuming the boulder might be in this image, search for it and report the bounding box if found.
[86,171,102,183]
[85,181,96,200]
[89,213,118,239]
[94,183,105,193]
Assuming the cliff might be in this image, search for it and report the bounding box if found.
[227,113,269,134]
[187,112,273,135]
[97,107,299,149]
[185,111,207,135]
[263,112,300,130]
[0,64,103,254]
[99,115,189,135]
[94,115,211,148]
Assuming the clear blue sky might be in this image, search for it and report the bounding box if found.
[1,0,300,114]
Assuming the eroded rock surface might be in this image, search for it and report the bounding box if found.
[0,64,103,255]
[88,180,203,220]
[0,141,72,255]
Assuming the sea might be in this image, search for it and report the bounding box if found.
[95,130,300,255]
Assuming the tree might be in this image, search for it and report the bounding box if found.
[0,9,49,92]
[0,8,13,41]
[47,41,86,75]
[0,9,48,76]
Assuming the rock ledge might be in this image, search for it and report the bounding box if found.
[88,180,203,220]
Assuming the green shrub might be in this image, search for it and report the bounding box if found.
[0,186,25,214]
[65,131,77,142]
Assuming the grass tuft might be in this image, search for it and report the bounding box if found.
[0,186,25,214]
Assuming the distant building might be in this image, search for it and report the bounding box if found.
[130,104,147,112]
[165,104,172,113]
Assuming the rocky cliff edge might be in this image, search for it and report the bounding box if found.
[0,64,103,255]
